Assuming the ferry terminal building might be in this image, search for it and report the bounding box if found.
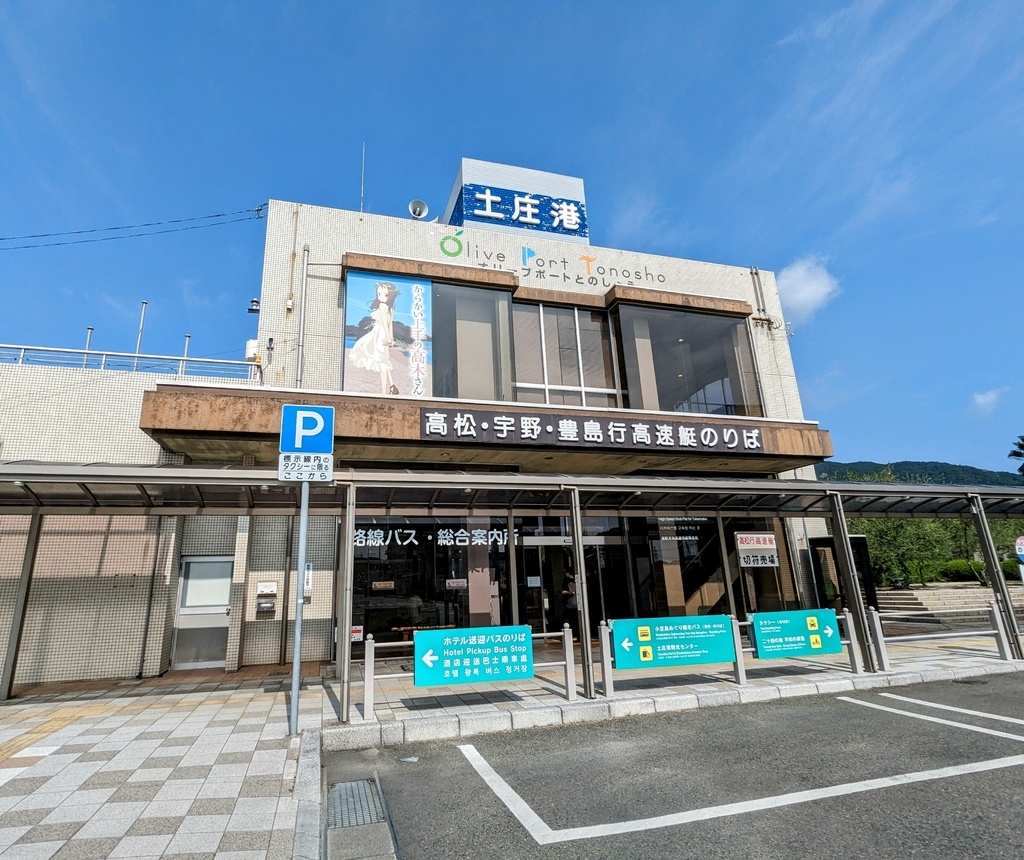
[1,160,1021,703]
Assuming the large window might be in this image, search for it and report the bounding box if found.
[512,304,620,407]
[432,283,513,401]
[615,305,762,416]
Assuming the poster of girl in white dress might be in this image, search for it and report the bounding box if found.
[343,271,432,396]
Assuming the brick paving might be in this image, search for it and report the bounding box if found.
[0,665,327,860]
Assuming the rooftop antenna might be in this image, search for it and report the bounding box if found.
[359,142,366,213]
[83,326,93,368]
[133,300,147,370]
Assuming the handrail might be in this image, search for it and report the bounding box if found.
[0,343,260,382]
[877,607,990,618]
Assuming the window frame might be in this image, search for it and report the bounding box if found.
[511,302,623,408]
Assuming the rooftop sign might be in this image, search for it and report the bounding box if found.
[442,159,589,244]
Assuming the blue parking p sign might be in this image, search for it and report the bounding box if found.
[280,405,335,454]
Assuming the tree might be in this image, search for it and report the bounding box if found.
[1010,435,1024,476]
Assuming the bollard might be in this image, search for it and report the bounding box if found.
[362,635,376,722]
[843,608,864,674]
[562,624,577,702]
[598,621,614,697]
[867,607,890,672]
[730,616,747,686]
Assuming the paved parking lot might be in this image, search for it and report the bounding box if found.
[335,673,1024,859]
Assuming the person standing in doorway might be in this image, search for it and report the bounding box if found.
[561,570,579,640]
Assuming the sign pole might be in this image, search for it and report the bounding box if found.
[339,482,356,723]
[278,403,335,736]
[289,480,309,737]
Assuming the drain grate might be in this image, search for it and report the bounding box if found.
[326,780,385,828]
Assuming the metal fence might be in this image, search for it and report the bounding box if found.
[868,604,1014,671]
[598,610,864,696]
[360,626,578,722]
[0,344,260,381]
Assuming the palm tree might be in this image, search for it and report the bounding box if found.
[1010,435,1024,475]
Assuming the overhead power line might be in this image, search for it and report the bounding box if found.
[0,205,266,251]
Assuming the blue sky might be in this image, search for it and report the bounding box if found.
[1,1,1022,473]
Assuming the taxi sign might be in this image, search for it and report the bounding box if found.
[414,625,533,687]
[278,404,335,482]
[611,616,735,670]
[750,609,843,659]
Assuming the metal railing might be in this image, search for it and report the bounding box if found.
[598,617,748,697]
[736,609,864,675]
[868,603,1014,672]
[597,610,864,696]
[359,625,577,722]
[0,344,260,382]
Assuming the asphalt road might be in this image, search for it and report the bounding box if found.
[326,674,1024,860]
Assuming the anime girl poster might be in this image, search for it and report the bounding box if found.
[343,271,432,396]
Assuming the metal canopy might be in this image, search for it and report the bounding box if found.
[0,462,1022,519]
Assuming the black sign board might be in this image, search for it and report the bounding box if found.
[419,408,764,454]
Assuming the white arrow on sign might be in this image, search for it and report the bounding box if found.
[422,649,438,669]
[825,625,835,638]
[620,638,633,652]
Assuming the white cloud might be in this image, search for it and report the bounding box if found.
[776,255,841,324]
[971,387,1008,416]
[605,188,702,253]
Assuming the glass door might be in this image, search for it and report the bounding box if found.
[172,556,233,669]
[516,544,575,634]
[583,543,632,629]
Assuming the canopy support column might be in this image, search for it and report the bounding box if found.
[827,493,876,672]
[567,486,595,699]
[969,494,1022,660]
[1,511,42,701]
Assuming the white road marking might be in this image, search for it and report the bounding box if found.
[458,743,1024,845]
[879,692,1024,727]
[836,696,1024,743]
[458,745,553,841]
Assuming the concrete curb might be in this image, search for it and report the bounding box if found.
[320,661,1024,751]
[293,728,322,860]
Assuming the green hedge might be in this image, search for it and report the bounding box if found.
[1004,557,1022,578]
[937,559,985,582]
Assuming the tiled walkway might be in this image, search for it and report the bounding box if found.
[0,666,327,860]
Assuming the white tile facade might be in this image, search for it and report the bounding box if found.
[0,194,820,686]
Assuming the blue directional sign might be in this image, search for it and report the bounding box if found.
[279,405,335,453]
[750,609,843,659]
[414,626,533,687]
[611,616,735,670]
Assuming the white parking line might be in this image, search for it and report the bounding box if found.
[879,692,1024,726]
[836,697,1024,743]
[458,743,1024,845]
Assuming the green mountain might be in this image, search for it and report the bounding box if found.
[815,460,1024,488]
